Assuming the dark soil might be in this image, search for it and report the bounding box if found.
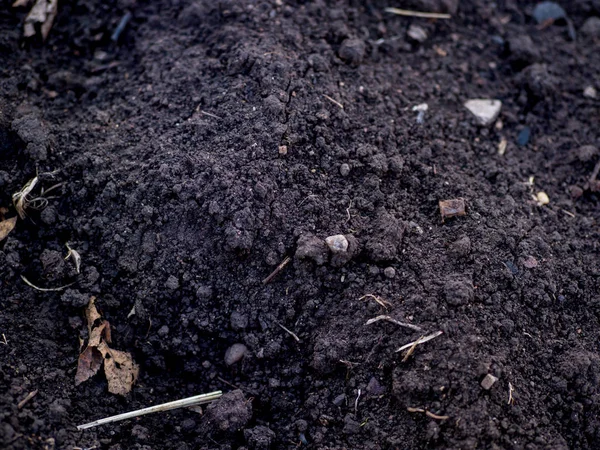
[1,0,600,449]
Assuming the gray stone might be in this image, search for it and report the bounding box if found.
[581,16,600,38]
[481,374,498,390]
[325,235,348,253]
[225,343,248,366]
[338,38,366,66]
[339,163,351,176]
[383,267,396,279]
[165,275,180,290]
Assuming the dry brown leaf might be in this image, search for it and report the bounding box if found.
[23,0,58,40]
[75,346,103,386]
[99,342,140,396]
[0,216,17,241]
[85,297,102,332]
[75,297,137,396]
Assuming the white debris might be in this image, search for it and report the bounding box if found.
[325,235,349,253]
[584,86,597,99]
[464,99,502,126]
[536,191,550,206]
[407,24,428,43]
[412,103,428,124]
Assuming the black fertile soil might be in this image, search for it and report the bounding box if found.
[1,1,600,449]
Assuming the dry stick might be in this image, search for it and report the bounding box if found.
[402,335,424,362]
[407,407,449,420]
[21,275,75,292]
[199,110,222,120]
[323,94,344,109]
[276,322,300,342]
[395,330,443,353]
[365,315,422,332]
[507,382,515,405]
[384,7,451,19]
[262,256,291,284]
[17,390,38,409]
[0,334,7,345]
[359,294,392,310]
[77,391,223,430]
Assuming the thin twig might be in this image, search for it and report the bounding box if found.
[365,315,422,331]
[17,390,38,409]
[359,294,392,310]
[407,407,449,420]
[402,335,424,362]
[395,330,443,353]
[77,391,223,430]
[507,382,515,405]
[262,256,291,284]
[21,275,74,292]
[323,94,344,109]
[384,7,451,19]
[276,321,300,342]
[199,110,222,120]
[425,410,450,420]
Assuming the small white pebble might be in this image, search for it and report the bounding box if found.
[536,191,550,206]
[325,235,349,253]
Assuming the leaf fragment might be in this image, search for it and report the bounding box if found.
[0,216,17,241]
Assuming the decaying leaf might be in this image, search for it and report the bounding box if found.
[98,342,140,396]
[75,346,104,386]
[22,0,58,40]
[0,216,17,241]
[75,297,138,395]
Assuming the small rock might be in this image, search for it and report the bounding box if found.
[536,191,550,205]
[165,275,180,290]
[584,86,597,99]
[521,255,539,269]
[325,235,349,253]
[339,163,351,176]
[338,38,366,66]
[60,289,90,308]
[295,233,328,265]
[330,235,359,267]
[532,2,566,24]
[225,343,248,366]
[449,235,471,257]
[278,145,288,155]
[517,127,531,146]
[481,374,498,390]
[439,198,466,222]
[157,325,169,337]
[581,16,600,38]
[332,393,346,406]
[464,99,502,126]
[507,35,540,70]
[407,24,428,43]
[366,376,385,395]
[383,267,396,279]
[412,103,428,124]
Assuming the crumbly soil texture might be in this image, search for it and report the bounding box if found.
[1,0,600,449]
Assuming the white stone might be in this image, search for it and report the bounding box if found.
[464,99,502,126]
[584,86,597,99]
[325,235,349,253]
[407,24,428,43]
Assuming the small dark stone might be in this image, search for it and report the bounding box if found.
[517,127,531,146]
[507,35,540,70]
[532,2,566,24]
[332,393,346,406]
[366,376,385,395]
[338,38,366,66]
[581,17,600,38]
